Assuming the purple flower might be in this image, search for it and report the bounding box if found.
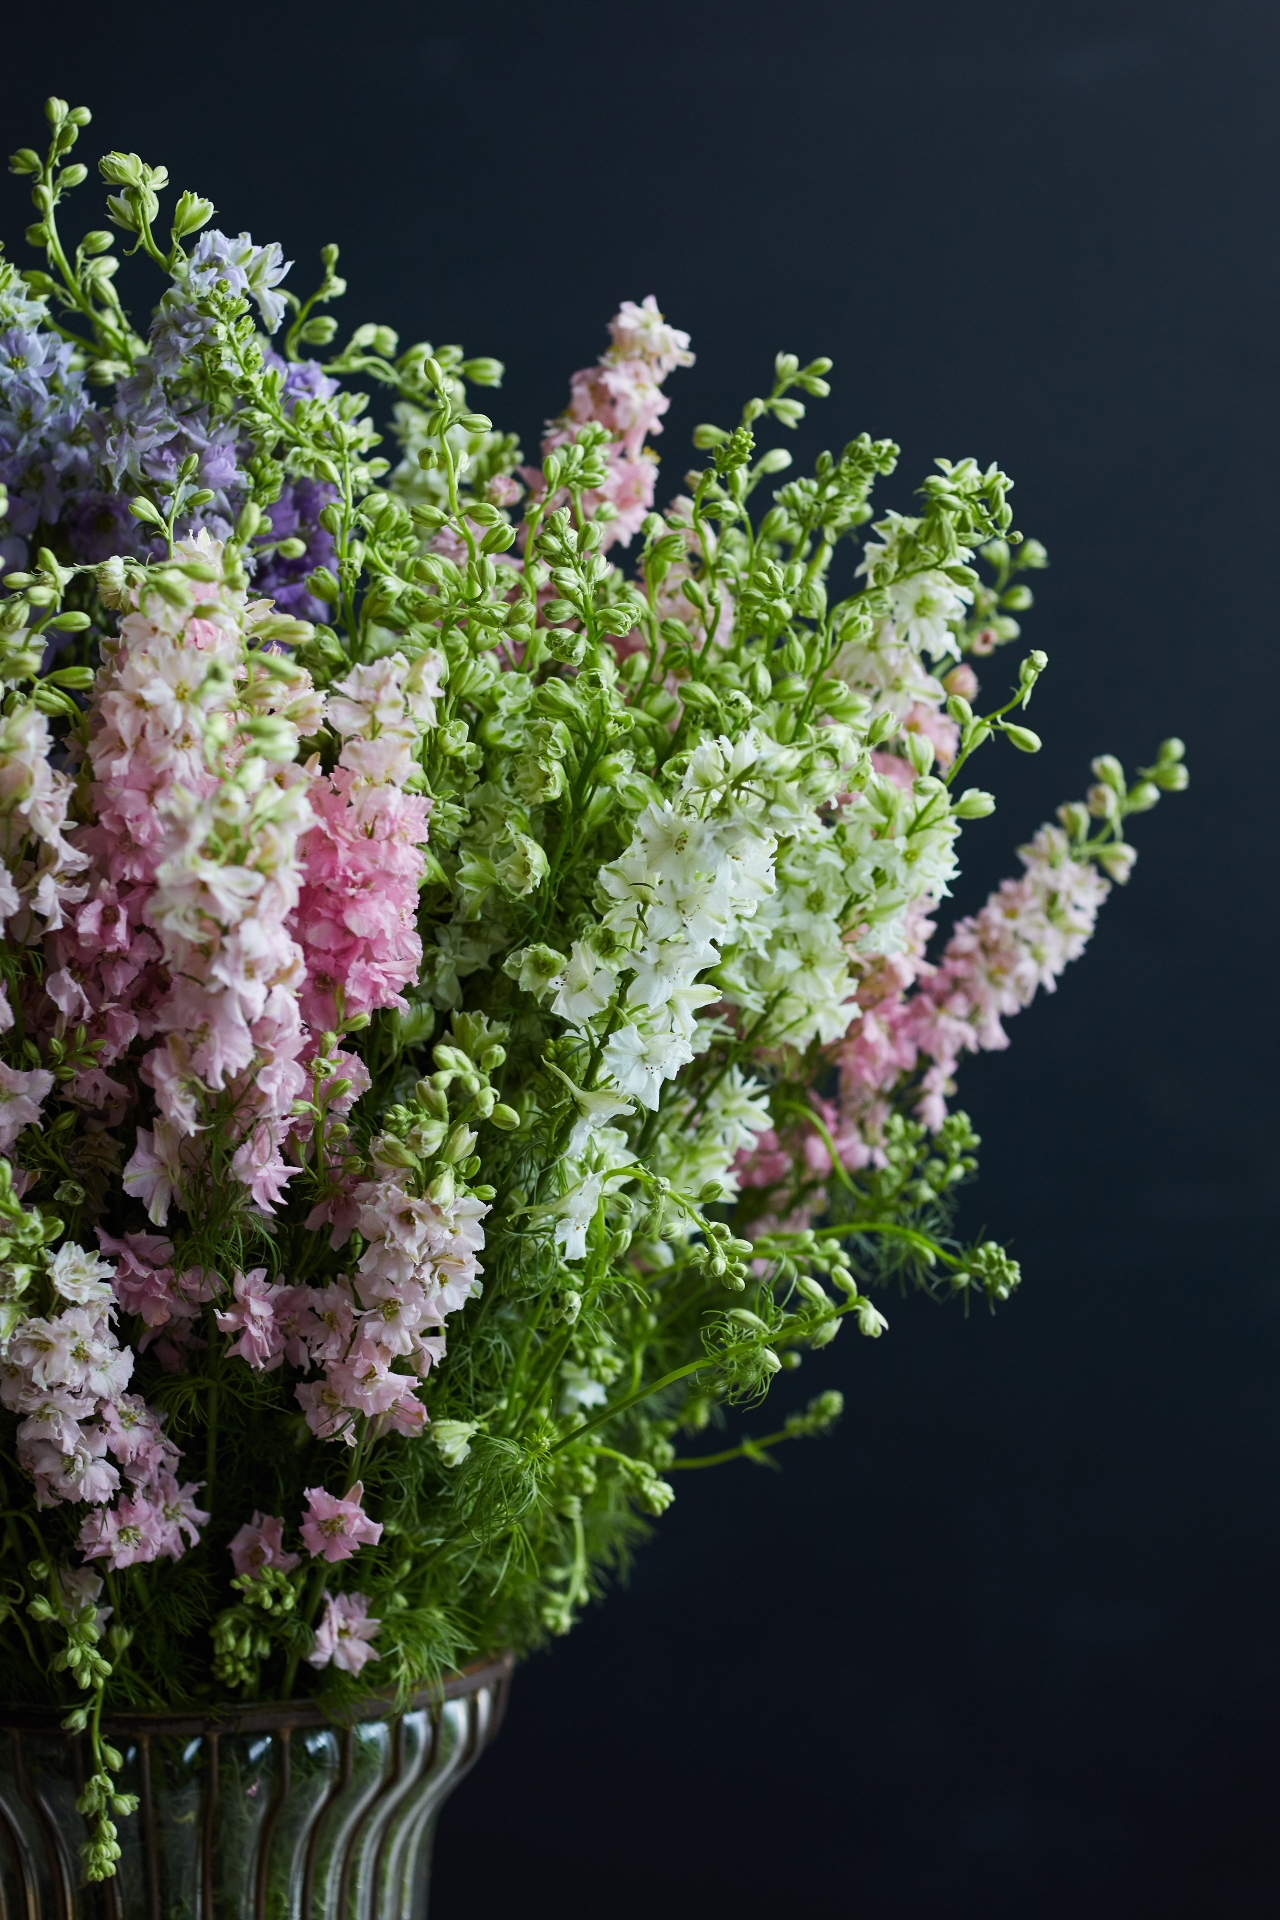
[188,230,292,334]
[65,490,139,564]
[253,475,338,621]
[284,359,338,407]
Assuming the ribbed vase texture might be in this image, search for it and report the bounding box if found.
[0,1655,511,1920]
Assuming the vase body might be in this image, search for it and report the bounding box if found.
[0,1653,511,1920]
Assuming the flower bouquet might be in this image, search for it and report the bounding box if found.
[0,96,1185,1903]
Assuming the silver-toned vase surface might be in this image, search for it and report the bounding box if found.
[0,1653,512,1920]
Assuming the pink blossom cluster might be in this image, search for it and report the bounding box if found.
[293,652,436,1033]
[98,1227,215,1370]
[0,1240,205,1569]
[53,546,245,1083]
[904,824,1112,1131]
[299,1178,487,1442]
[193,1180,488,1445]
[228,1493,382,1675]
[739,829,1113,1209]
[529,296,694,549]
[49,536,324,1217]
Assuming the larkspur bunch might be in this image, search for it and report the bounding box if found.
[0,97,1185,1881]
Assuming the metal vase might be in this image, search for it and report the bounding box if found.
[0,1652,512,1920]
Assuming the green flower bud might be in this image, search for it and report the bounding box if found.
[904,730,935,775]
[443,1121,477,1159]
[1002,724,1041,753]
[170,191,214,239]
[428,1167,456,1206]
[953,788,996,819]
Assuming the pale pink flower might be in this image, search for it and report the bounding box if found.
[533,300,691,553]
[82,555,320,1220]
[0,1060,53,1153]
[229,1129,297,1213]
[122,1123,183,1226]
[97,1229,175,1314]
[147,1474,210,1558]
[100,1395,178,1480]
[10,1309,132,1399]
[45,967,92,1021]
[297,1281,357,1364]
[607,296,694,375]
[324,1351,412,1420]
[14,1387,84,1455]
[307,1590,380,1674]
[373,1378,428,1438]
[214,1268,288,1370]
[299,1480,383,1562]
[79,1492,168,1568]
[296,1377,356,1443]
[942,663,979,700]
[228,1510,301,1577]
[29,1424,119,1507]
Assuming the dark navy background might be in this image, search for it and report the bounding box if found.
[5,2,1278,1911]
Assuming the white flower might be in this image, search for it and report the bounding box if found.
[626,942,702,1010]
[703,1068,774,1155]
[559,1364,609,1416]
[546,1063,635,1158]
[551,942,617,1025]
[47,1244,116,1309]
[885,571,971,662]
[495,831,549,896]
[602,1024,695,1110]
[431,1419,478,1467]
[857,1299,889,1337]
[552,1173,605,1262]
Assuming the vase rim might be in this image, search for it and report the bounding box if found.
[0,1648,514,1739]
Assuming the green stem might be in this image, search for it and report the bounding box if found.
[280,1562,329,1701]
[667,1426,794,1470]
[550,1356,710,1454]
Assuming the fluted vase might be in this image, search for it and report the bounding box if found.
[0,1653,512,1920]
